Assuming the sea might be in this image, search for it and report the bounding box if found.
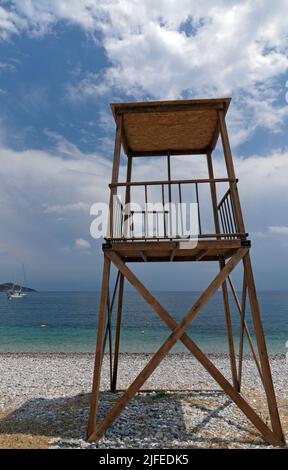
[0,291,287,354]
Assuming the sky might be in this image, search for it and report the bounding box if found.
[0,0,288,291]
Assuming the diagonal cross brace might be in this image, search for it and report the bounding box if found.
[87,247,282,446]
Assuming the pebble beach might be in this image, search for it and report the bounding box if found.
[0,352,287,449]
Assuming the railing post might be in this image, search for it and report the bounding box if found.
[123,153,132,238]
[167,152,172,238]
[206,151,221,234]
[109,115,123,238]
[218,110,246,235]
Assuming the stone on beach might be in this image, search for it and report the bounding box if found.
[0,352,287,449]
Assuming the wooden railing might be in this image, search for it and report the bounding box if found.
[217,188,239,238]
[107,178,245,241]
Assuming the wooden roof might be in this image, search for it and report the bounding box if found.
[110,98,231,156]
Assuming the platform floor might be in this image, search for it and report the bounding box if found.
[104,239,247,262]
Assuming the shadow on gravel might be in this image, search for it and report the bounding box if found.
[0,390,270,448]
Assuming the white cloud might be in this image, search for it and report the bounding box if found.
[74,238,91,250]
[0,5,27,39]
[42,202,90,214]
[269,226,288,235]
[1,1,287,146]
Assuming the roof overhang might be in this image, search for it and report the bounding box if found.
[110,98,231,156]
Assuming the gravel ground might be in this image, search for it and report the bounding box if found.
[0,352,287,449]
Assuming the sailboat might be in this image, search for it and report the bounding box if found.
[7,287,27,300]
[7,265,27,300]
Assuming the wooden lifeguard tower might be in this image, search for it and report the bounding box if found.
[87,98,285,446]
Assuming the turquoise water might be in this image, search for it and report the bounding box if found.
[0,291,287,353]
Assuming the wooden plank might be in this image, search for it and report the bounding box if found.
[109,233,246,242]
[110,240,241,252]
[170,248,177,261]
[206,151,221,234]
[113,103,225,115]
[123,154,132,238]
[115,255,234,263]
[87,256,111,437]
[220,258,239,390]
[108,114,123,238]
[243,253,285,444]
[111,273,124,393]
[110,177,236,188]
[218,110,245,234]
[207,149,239,387]
[195,250,208,261]
[140,251,147,262]
[227,274,264,387]
[132,149,207,157]
[111,98,231,114]
[88,248,248,442]
[102,272,120,389]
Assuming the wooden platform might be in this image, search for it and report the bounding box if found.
[103,239,249,263]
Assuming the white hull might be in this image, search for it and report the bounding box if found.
[7,292,27,300]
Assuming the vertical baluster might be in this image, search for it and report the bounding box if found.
[195,183,202,236]
[219,205,227,239]
[178,183,184,237]
[167,153,172,238]
[223,198,232,239]
[222,202,229,239]
[142,211,145,239]
[112,195,116,239]
[117,197,120,238]
[226,195,235,238]
[228,191,238,236]
[144,184,148,240]
[120,201,123,238]
[115,197,118,238]
[162,184,167,239]
[131,211,134,239]
[156,212,159,239]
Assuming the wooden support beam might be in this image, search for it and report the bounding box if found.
[243,253,285,444]
[207,149,239,389]
[207,152,238,389]
[220,258,239,391]
[131,149,207,157]
[108,115,123,238]
[102,272,120,389]
[206,151,221,234]
[227,274,264,387]
[195,250,208,261]
[237,272,247,389]
[111,273,124,393]
[110,177,236,188]
[140,251,148,262]
[218,110,245,234]
[87,256,111,437]
[123,153,133,239]
[170,248,177,261]
[114,103,225,115]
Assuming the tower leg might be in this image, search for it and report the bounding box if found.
[243,252,285,444]
[220,258,239,390]
[102,272,120,390]
[111,273,124,393]
[237,271,247,390]
[87,255,111,437]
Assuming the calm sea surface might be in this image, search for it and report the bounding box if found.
[0,291,287,353]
